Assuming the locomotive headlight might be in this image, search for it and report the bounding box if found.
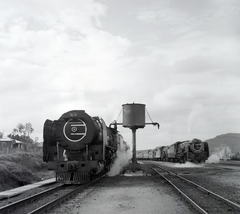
[63,119,87,142]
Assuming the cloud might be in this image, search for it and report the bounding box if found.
[0,0,239,150]
[154,85,209,108]
[173,56,220,73]
[136,0,240,35]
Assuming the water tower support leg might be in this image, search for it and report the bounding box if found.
[132,127,137,172]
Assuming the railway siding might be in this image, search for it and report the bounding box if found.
[147,161,240,213]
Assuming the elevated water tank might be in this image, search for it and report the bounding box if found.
[122,103,145,128]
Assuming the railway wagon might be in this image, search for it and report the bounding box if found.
[43,110,127,184]
[137,150,154,160]
[136,151,144,159]
[167,143,178,162]
[148,150,154,159]
[160,146,168,161]
[153,146,167,161]
[143,152,149,159]
[153,147,161,160]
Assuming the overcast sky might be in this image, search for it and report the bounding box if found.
[0,0,239,150]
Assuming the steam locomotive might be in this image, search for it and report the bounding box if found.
[43,110,127,184]
[137,139,209,163]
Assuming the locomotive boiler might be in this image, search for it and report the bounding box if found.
[43,110,125,184]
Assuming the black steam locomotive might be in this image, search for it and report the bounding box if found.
[138,139,209,163]
[43,110,126,184]
[163,139,209,163]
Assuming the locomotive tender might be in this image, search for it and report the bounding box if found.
[138,138,209,163]
[43,110,127,184]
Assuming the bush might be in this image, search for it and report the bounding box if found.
[0,151,53,191]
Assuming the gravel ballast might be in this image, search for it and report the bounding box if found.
[47,164,198,214]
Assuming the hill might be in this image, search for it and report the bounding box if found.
[205,133,240,155]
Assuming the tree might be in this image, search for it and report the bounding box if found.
[12,123,34,136]
[10,122,34,144]
[25,122,34,137]
[12,123,24,135]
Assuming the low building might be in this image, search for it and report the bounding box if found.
[0,137,26,153]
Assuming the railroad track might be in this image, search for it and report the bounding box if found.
[0,176,104,214]
[146,161,240,214]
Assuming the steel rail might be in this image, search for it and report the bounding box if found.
[29,174,106,214]
[148,162,240,213]
[151,162,240,211]
[176,170,240,211]
[147,163,208,214]
[0,184,64,214]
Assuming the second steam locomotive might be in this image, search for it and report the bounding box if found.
[138,139,209,163]
[43,110,128,184]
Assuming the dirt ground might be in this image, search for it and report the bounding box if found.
[151,160,240,205]
[48,164,198,214]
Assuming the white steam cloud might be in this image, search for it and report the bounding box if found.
[108,149,132,176]
[206,146,232,164]
[172,147,233,167]
[174,162,205,168]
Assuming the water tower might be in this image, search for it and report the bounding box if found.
[111,103,159,171]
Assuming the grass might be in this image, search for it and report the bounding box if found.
[0,151,54,192]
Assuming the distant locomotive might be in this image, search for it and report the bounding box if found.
[165,139,209,163]
[43,110,127,184]
[138,138,209,163]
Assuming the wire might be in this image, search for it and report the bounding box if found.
[116,108,122,122]
[145,107,154,123]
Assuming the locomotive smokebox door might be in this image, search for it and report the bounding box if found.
[122,103,145,129]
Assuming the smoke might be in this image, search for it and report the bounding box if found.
[174,162,205,168]
[206,146,232,164]
[187,110,198,136]
[187,105,203,136]
[108,149,132,176]
[205,154,220,164]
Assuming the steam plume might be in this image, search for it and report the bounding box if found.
[108,149,132,176]
[206,146,232,164]
[174,162,204,168]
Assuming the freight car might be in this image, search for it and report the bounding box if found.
[137,149,154,160]
[153,146,168,161]
[43,110,127,184]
